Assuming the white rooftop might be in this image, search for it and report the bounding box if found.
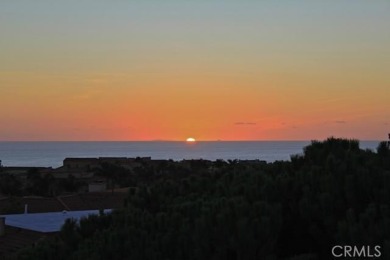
[1,209,112,233]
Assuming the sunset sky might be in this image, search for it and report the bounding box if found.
[1,1,389,141]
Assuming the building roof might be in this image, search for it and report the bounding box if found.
[58,192,127,211]
[0,192,127,214]
[0,191,126,257]
[2,209,112,233]
[0,197,65,214]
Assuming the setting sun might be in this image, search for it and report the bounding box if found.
[186,137,196,143]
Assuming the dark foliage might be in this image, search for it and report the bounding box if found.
[17,138,390,259]
[0,172,22,196]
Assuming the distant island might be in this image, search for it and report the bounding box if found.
[1,137,390,259]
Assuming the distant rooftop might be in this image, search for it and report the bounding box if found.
[0,192,127,214]
[2,209,112,233]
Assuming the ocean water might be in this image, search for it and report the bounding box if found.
[0,141,380,168]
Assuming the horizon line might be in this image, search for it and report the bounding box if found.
[0,139,383,142]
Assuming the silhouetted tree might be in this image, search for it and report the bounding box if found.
[0,172,22,196]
